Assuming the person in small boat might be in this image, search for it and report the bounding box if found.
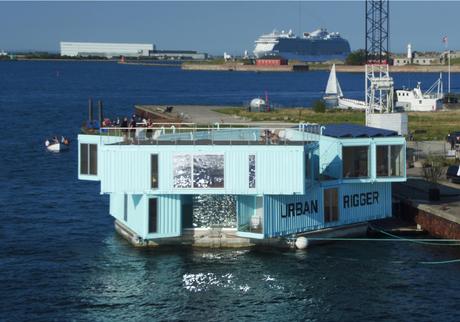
[61,136,70,145]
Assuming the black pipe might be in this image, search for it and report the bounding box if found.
[98,100,103,126]
[88,97,93,121]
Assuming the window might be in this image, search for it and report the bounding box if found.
[342,146,369,178]
[324,188,339,223]
[249,155,256,188]
[80,143,97,175]
[377,145,404,177]
[148,198,158,233]
[151,154,158,189]
[123,194,128,222]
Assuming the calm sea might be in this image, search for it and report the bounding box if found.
[1,61,460,321]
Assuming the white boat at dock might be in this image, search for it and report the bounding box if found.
[395,75,443,112]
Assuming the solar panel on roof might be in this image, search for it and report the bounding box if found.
[306,123,399,138]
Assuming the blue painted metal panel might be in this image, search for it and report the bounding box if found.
[109,193,181,239]
[109,193,146,237]
[237,195,255,226]
[99,145,305,195]
[319,136,342,179]
[263,182,392,237]
[78,134,123,181]
[145,194,182,239]
[322,124,399,138]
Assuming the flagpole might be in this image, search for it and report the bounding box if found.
[448,49,451,94]
[445,36,450,94]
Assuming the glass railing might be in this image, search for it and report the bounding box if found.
[98,123,323,146]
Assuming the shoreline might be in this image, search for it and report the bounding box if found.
[4,59,460,73]
[182,62,460,73]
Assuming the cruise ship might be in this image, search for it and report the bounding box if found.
[253,28,351,62]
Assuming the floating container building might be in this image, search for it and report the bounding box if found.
[78,123,406,246]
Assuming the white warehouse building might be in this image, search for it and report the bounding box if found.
[60,42,153,58]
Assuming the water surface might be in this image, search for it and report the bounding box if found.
[1,61,460,321]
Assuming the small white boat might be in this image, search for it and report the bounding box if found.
[45,137,70,152]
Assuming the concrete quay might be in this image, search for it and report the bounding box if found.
[135,104,250,124]
[394,177,460,239]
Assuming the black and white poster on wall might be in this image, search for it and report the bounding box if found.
[173,154,224,188]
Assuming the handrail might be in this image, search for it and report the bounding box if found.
[98,125,323,146]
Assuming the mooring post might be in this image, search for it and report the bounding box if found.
[98,100,103,127]
[88,97,93,122]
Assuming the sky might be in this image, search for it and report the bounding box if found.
[0,1,458,55]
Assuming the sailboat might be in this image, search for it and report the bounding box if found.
[323,64,343,107]
[323,64,368,111]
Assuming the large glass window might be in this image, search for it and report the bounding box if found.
[151,154,158,189]
[238,196,263,234]
[377,145,404,177]
[324,188,339,223]
[80,143,97,175]
[342,146,369,178]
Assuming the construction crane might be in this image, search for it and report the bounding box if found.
[364,0,408,135]
[364,0,394,114]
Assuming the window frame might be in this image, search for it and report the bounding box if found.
[376,144,404,178]
[148,198,158,234]
[151,154,159,189]
[342,145,370,179]
[80,143,98,176]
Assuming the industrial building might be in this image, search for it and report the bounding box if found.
[149,50,208,60]
[78,122,406,246]
[60,42,153,58]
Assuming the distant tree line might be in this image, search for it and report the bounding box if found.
[345,49,366,65]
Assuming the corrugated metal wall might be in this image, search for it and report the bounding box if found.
[263,182,392,237]
[109,193,181,239]
[319,136,342,179]
[148,194,182,239]
[99,145,305,195]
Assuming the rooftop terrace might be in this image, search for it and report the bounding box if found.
[94,122,401,146]
[98,123,326,146]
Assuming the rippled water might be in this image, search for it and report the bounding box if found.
[1,61,460,321]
